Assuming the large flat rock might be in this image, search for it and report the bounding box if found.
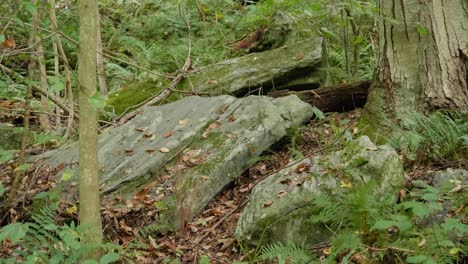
[34,95,313,226]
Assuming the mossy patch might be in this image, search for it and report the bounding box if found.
[104,80,171,118]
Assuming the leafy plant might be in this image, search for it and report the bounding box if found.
[389,111,468,162]
[258,242,313,264]
[0,192,121,264]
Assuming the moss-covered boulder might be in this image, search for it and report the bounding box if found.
[182,37,322,96]
[235,136,405,247]
[0,123,22,150]
[34,95,313,228]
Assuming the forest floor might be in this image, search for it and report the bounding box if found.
[0,108,465,263]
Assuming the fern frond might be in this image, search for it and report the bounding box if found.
[259,242,313,264]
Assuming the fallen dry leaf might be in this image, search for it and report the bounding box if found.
[136,127,147,132]
[277,190,288,198]
[218,238,235,250]
[228,115,237,122]
[159,147,170,153]
[163,130,175,138]
[202,121,221,138]
[145,148,157,153]
[295,163,310,173]
[263,200,274,207]
[178,119,190,125]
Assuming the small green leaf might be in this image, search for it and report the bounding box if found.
[311,106,324,120]
[0,223,29,244]
[22,0,37,15]
[406,255,429,263]
[15,163,31,172]
[438,240,455,247]
[100,252,120,264]
[372,220,395,230]
[0,183,4,197]
[416,25,428,36]
[0,35,5,42]
[88,93,107,109]
[441,218,468,233]
[48,76,65,93]
[0,150,13,164]
[61,169,75,181]
[81,260,99,264]
[198,255,210,264]
[353,35,365,45]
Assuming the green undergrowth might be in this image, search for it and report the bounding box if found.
[252,178,467,264]
[0,191,122,264]
[388,111,468,163]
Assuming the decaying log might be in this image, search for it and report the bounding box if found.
[267,80,371,112]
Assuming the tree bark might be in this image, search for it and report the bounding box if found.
[96,8,107,96]
[78,0,103,255]
[361,0,468,138]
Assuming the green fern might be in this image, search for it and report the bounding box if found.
[0,192,121,264]
[390,111,468,162]
[259,242,313,264]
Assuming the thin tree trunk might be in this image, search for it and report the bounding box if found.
[52,38,61,129]
[37,40,51,131]
[96,7,107,95]
[2,0,41,213]
[78,0,103,257]
[50,0,75,139]
[361,0,468,139]
[341,9,350,79]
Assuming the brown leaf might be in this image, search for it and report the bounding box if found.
[219,238,235,250]
[135,127,147,132]
[135,188,149,201]
[295,163,310,173]
[277,190,288,198]
[263,200,273,207]
[163,130,175,138]
[202,121,221,138]
[280,178,292,185]
[145,148,156,153]
[224,201,236,208]
[143,133,153,138]
[125,148,134,153]
[228,115,237,122]
[239,187,249,193]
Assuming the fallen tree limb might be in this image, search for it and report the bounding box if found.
[267,80,371,112]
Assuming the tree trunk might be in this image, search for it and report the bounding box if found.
[78,0,103,255]
[361,0,468,138]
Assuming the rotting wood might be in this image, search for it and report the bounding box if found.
[267,80,371,112]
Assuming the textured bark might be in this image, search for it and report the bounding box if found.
[361,0,468,136]
[267,80,370,112]
[96,8,107,96]
[78,0,103,250]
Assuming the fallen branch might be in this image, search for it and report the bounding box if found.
[268,80,371,112]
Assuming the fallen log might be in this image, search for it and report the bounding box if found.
[267,80,371,112]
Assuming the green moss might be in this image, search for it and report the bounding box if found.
[104,80,170,118]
